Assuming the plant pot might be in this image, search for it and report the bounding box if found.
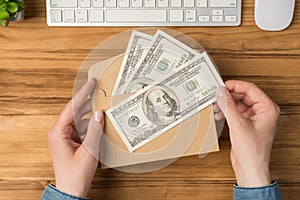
[10,0,24,22]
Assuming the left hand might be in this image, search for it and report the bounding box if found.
[47,79,104,198]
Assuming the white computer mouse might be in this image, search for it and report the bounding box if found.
[255,0,295,31]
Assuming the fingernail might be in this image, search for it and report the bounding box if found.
[216,86,225,98]
[94,111,102,122]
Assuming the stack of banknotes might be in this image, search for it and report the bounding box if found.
[106,29,225,152]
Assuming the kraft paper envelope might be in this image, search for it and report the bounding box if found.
[88,55,220,169]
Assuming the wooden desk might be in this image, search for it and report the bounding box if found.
[0,1,299,199]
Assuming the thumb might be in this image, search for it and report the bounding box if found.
[215,86,245,125]
[82,111,104,160]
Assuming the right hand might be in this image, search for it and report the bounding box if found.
[215,80,280,187]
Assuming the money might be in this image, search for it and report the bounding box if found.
[120,30,200,94]
[112,31,153,95]
[106,52,224,152]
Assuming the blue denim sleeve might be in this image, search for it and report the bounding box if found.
[234,182,283,200]
[40,184,89,200]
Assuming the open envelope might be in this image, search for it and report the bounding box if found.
[88,54,220,169]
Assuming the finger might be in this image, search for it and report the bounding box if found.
[70,128,83,144]
[72,79,97,114]
[215,86,246,126]
[74,99,92,125]
[213,103,221,113]
[225,80,272,106]
[55,79,96,129]
[76,119,90,136]
[231,92,245,101]
[53,100,74,132]
[242,106,256,119]
[226,80,278,119]
[82,111,104,160]
[214,111,225,121]
[213,102,225,121]
[236,101,249,114]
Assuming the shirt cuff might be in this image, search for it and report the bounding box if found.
[233,181,283,200]
[40,184,89,200]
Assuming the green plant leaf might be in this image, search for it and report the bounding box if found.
[0,0,5,6]
[0,9,9,19]
[7,2,18,13]
[0,18,9,26]
[0,10,9,26]
[0,2,7,10]
[15,1,24,12]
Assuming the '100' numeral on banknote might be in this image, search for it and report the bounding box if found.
[106,52,225,152]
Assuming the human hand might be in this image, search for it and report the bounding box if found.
[215,80,280,187]
[47,79,104,198]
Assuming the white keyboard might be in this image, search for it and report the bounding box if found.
[46,0,241,26]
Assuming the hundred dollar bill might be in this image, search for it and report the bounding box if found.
[112,31,153,95]
[120,29,201,94]
[106,52,225,152]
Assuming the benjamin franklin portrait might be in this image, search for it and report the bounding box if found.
[143,86,179,126]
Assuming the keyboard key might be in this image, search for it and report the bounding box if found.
[106,0,117,7]
[196,0,207,7]
[144,0,155,7]
[51,0,77,8]
[80,0,91,7]
[212,9,223,15]
[77,9,88,22]
[170,10,183,22]
[210,0,236,7]
[198,15,209,22]
[119,0,130,7]
[185,9,196,22]
[51,9,62,22]
[183,0,194,7]
[92,0,104,7]
[64,9,75,22]
[106,9,167,22]
[225,15,237,22]
[158,0,169,8]
[212,15,223,22]
[89,9,104,22]
[170,0,181,7]
[131,0,142,7]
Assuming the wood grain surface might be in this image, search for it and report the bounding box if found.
[0,0,300,199]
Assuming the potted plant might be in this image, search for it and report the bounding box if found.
[0,0,25,27]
